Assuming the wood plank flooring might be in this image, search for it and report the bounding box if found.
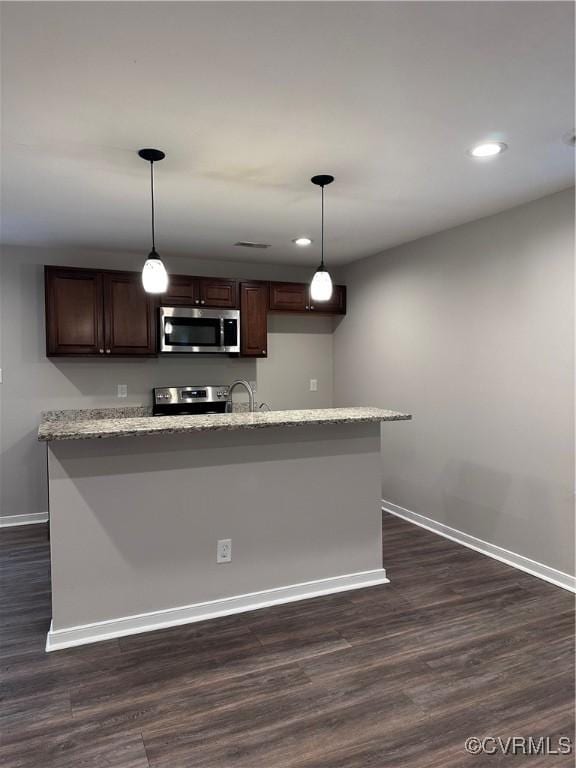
[1,514,574,767]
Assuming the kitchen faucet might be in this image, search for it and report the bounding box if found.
[227,380,255,413]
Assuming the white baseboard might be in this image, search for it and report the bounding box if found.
[0,512,48,528]
[46,567,389,652]
[383,500,575,593]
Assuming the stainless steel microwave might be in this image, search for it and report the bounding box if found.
[159,306,240,354]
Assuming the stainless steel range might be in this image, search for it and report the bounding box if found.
[153,385,230,416]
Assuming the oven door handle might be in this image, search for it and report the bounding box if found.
[219,318,225,348]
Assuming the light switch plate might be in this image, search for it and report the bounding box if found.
[117,384,128,398]
[309,379,318,392]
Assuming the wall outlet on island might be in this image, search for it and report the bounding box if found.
[309,379,318,392]
[117,384,128,398]
[217,539,232,564]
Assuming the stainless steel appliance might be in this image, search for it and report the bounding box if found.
[159,307,240,354]
[153,385,230,416]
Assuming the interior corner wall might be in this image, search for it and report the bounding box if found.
[334,188,575,576]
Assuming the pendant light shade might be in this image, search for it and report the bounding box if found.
[138,148,169,294]
[310,266,333,302]
[310,174,334,302]
[142,249,169,293]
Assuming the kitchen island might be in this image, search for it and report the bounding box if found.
[39,406,411,650]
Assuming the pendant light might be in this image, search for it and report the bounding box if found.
[138,148,169,293]
[310,174,334,302]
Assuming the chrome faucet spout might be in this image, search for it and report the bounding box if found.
[228,380,255,413]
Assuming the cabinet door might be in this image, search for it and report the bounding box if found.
[162,275,197,305]
[240,282,268,357]
[269,282,308,312]
[103,272,157,355]
[309,285,347,315]
[199,278,238,308]
[45,267,104,356]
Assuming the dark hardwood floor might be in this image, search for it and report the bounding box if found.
[1,514,574,767]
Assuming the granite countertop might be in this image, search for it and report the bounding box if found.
[38,406,411,442]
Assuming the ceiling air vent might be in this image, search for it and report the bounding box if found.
[234,241,271,249]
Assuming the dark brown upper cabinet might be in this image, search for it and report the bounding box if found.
[308,284,347,315]
[199,277,238,308]
[45,267,104,356]
[102,272,157,355]
[46,267,346,359]
[162,274,196,305]
[240,282,268,358]
[161,276,238,308]
[45,266,156,357]
[269,282,308,312]
[269,281,346,315]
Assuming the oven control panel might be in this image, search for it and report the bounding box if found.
[153,385,230,416]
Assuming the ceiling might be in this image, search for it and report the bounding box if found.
[1,1,574,266]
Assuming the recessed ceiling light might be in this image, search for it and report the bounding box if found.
[468,141,508,158]
[293,237,313,247]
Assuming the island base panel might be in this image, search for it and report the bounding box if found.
[47,423,384,646]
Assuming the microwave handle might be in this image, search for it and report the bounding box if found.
[220,318,225,348]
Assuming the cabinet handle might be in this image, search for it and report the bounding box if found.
[305,305,309,310]
[99,348,104,354]
[106,349,111,354]
[195,299,199,305]
[310,305,315,310]
[262,350,266,355]
[201,300,205,305]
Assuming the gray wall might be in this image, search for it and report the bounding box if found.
[334,188,575,576]
[0,245,335,520]
[48,423,381,630]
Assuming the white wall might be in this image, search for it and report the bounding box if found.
[334,189,575,576]
[0,245,335,520]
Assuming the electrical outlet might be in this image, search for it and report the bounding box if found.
[309,379,318,392]
[117,384,128,398]
[217,538,232,563]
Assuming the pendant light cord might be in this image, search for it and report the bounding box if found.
[150,161,156,253]
[320,184,325,268]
